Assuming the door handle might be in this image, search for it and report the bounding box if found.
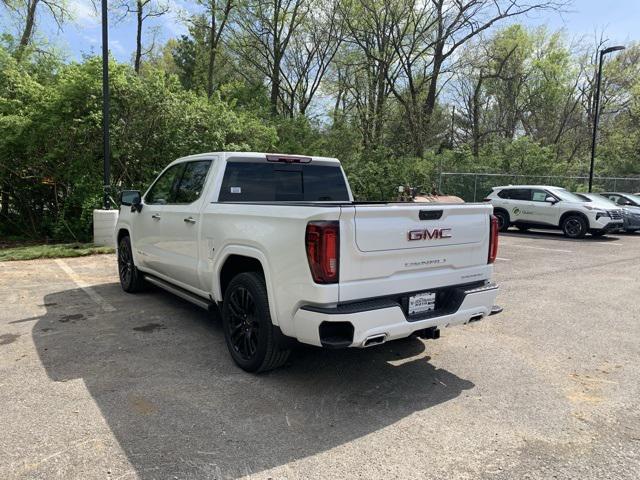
[184,217,196,224]
[151,214,161,220]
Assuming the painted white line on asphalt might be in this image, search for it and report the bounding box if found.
[503,244,573,253]
[496,257,511,261]
[54,259,116,312]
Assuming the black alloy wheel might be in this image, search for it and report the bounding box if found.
[118,236,145,292]
[562,215,587,239]
[222,272,290,372]
[226,286,259,361]
[494,211,510,232]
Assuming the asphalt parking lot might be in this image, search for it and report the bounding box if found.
[1,231,639,479]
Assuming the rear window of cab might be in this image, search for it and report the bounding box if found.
[218,162,349,202]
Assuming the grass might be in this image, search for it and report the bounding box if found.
[0,243,115,262]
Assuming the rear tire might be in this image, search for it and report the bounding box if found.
[118,236,146,293]
[561,215,587,239]
[494,210,510,232]
[222,272,290,373]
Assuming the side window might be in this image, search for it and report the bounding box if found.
[531,189,549,202]
[616,196,629,206]
[145,164,184,205]
[510,189,532,201]
[605,194,620,203]
[497,190,512,199]
[174,160,212,204]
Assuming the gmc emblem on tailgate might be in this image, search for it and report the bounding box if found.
[408,228,452,241]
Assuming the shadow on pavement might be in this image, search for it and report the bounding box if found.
[30,283,474,479]
[501,229,622,243]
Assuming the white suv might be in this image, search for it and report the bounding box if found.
[486,185,624,238]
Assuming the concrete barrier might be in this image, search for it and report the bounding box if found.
[93,209,119,247]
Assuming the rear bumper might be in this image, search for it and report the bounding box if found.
[292,282,499,347]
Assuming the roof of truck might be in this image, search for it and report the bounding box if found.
[175,152,341,164]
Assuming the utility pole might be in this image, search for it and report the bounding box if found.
[102,0,111,209]
[589,45,625,192]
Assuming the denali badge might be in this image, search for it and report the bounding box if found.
[408,228,452,241]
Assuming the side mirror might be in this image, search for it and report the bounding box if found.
[545,196,557,204]
[120,190,142,212]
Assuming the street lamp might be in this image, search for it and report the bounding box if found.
[101,0,111,209]
[588,45,625,192]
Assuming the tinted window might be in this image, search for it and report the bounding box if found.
[218,162,349,202]
[499,188,530,201]
[174,160,211,204]
[145,164,184,205]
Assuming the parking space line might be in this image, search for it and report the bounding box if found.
[496,257,511,261]
[502,244,573,253]
[54,259,116,312]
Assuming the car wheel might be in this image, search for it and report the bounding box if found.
[494,210,510,232]
[222,272,290,373]
[561,215,587,239]
[118,236,146,293]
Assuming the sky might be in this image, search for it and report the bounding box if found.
[1,0,639,64]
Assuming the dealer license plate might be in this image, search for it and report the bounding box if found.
[408,291,436,315]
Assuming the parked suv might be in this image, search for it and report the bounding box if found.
[486,185,624,238]
[599,192,640,233]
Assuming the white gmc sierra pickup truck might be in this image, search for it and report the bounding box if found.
[115,152,501,372]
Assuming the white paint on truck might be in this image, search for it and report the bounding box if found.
[115,152,500,371]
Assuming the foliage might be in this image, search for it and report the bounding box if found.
[0,243,115,262]
[0,46,277,241]
[2,1,640,242]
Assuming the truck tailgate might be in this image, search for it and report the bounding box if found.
[339,203,494,301]
[354,203,487,252]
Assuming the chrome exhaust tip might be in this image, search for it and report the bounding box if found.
[363,334,387,347]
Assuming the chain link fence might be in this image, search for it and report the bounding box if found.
[438,173,640,202]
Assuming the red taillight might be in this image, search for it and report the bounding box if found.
[488,214,499,264]
[305,221,339,284]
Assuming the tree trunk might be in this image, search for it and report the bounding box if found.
[372,65,387,148]
[134,1,143,73]
[15,0,38,62]
[1,190,9,218]
[472,76,484,158]
[270,49,281,116]
[206,7,217,98]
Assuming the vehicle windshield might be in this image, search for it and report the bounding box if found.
[553,189,589,203]
[627,194,640,205]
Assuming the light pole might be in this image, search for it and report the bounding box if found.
[101,0,111,209]
[588,45,625,192]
